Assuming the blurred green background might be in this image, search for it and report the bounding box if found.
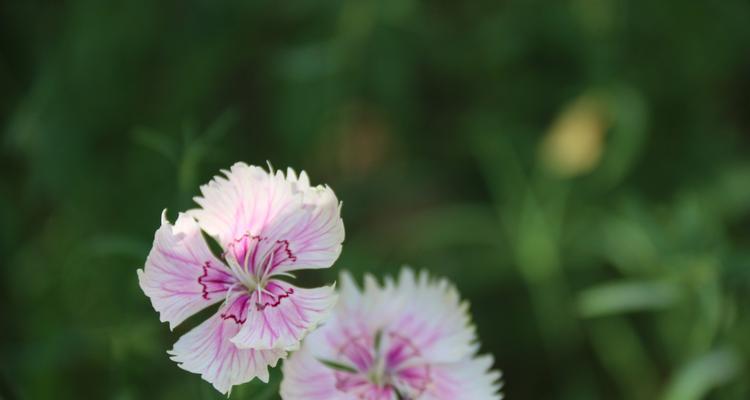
[2,1,750,399]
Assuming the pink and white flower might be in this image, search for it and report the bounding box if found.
[138,162,344,394]
[280,269,503,400]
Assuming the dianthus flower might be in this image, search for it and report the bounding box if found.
[281,269,503,400]
[138,162,344,394]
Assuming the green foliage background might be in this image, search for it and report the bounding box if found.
[2,1,750,399]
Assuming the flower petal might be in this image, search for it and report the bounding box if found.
[261,180,345,276]
[387,268,477,363]
[138,211,235,329]
[280,344,351,400]
[417,355,503,400]
[231,280,338,350]
[189,163,270,249]
[169,293,286,395]
[188,163,344,278]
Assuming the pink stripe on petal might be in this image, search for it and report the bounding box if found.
[224,233,266,276]
[261,185,344,276]
[138,212,235,330]
[231,280,338,350]
[189,164,269,247]
[220,292,252,324]
[169,293,286,395]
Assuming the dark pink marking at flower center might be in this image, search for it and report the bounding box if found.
[221,313,246,324]
[275,239,297,263]
[221,295,250,324]
[224,234,299,277]
[197,263,211,299]
[255,287,294,311]
[197,261,233,300]
[223,234,265,272]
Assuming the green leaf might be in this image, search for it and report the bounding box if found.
[577,280,681,318]
[662,349,741,400]
[374,330,383,354]
[131,127,178,164]
[201,108,239,144]
[318,358,359,374]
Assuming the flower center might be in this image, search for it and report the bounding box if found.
[225,247,260,291]
[328,330,432,399]
[224,233,297,292]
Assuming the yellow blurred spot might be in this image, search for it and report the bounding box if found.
[539,95,608,178]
